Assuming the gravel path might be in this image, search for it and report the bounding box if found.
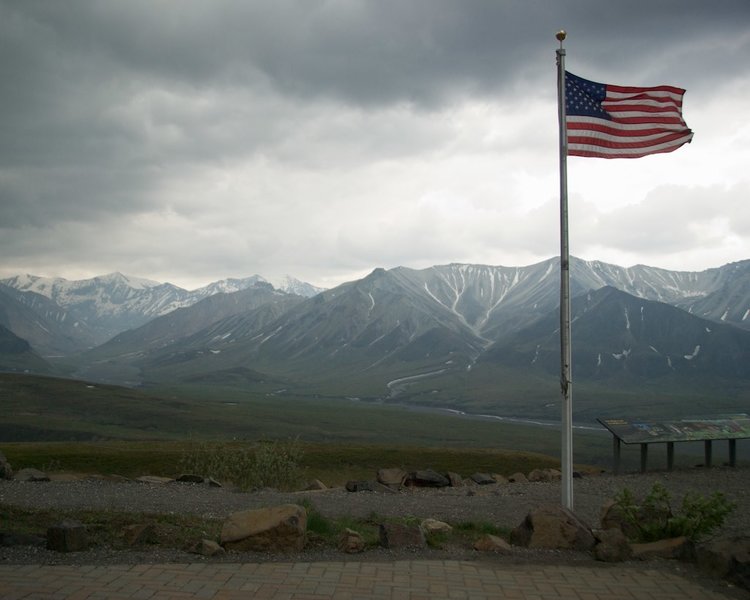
[1,466,749,566]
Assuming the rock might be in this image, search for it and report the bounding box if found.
[511,505,595,551]
[473,534,512,554]
[379,522,426,549]
[470,473,496,485]
[446,472,463,487]
[338,528,365,554]
[188,539,226,557]
[697,536,750,589]
[303,479,327,491]
[0,450,13,480]
[47,520,87,552]
[599,499,638,540]
[421,519,452,534]
[492,473,509,484]
[594,528,632,562]
[221,504,307,552]
[631,536,694,560]
[176,474,205,483]
[406,469,450,488]
[14,468,49,482]
[527,468,561,483]
[377,468,407,488]
[136,475,174,484]
[123,523,156,546]
[346,480,375,492]
[508,472,528,483]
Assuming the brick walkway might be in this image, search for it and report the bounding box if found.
[0,560,743,600]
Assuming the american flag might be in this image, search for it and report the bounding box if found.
[565,71,693,159]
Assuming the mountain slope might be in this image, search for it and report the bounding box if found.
[0,323,51,373]
[0,272,326,354]
[483,286,750,380]
[0,284,94,356]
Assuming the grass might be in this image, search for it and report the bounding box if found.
[4,372,743,476]
[1,439,581,486]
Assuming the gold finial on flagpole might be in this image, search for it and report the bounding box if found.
[556,30,567,47]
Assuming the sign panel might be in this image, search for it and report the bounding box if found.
[598,414,750,444]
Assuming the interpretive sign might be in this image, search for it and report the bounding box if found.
[597,414,750,474]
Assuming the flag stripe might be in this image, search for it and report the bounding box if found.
[565,71,693,159]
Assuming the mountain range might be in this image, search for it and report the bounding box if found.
[1,257,748,421]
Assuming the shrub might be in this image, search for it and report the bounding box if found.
[613,482,735,542]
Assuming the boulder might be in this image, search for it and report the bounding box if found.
[492,474,509,485]
[14,468,49,482]
[527,468,561,483]
[593,528,632,562]
[303,479,327,491]
[631,536,694,561]
[175,474,221,486]
[136,475,173,485]
[379,522,426,549]
[188,539,226,557]
[221,504,307,552]
[406,469,450,488]
[346,480,375,492]
[473,534,512,554]
[338,528,365,554]
[446,472,463,487]
[508,472,528,483]
[697,536,750,589]
[421,519,452,535]
[377,468,407,488]
[511,505,595,551]
[470,473,496,485]
[0,450,13,480]
[123,523,156,546]
[47,520,87,552]
[176,474,205,483]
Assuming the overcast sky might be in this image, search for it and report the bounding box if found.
[1,1,748,290]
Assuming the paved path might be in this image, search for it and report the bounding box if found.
[1,560,744,600]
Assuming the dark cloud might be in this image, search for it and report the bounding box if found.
[0,1,748,287]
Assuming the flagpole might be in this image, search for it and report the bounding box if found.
[556,30,574,510]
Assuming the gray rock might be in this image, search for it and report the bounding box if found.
[697,536,750,590]
[594,528,632,562]
[346,480,375,492]
[377,468,407,488]
[14,468,49,482]
[406,469,450,488]
[470,473,496,485]
[47,520,87,552]
[379,522,426,549]
[446,472,463,487]
[338,528,365,554]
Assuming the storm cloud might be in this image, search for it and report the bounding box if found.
[1,0,749,288]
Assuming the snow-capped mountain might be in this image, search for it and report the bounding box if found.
[67,257,749,409]
[0,271,324,353]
